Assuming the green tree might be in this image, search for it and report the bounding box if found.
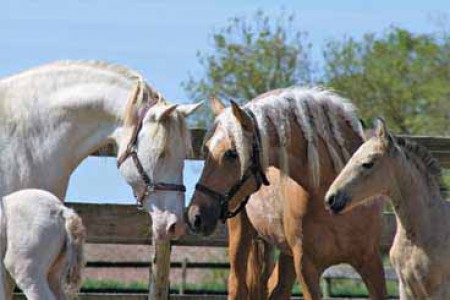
[183,11,314,126]
[323,27,450,135]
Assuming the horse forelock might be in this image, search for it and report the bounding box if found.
[138,109,192,182]
[204,109,251,175]
[120,80,167,128]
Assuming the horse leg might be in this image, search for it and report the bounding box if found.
[350,250,387,300]
[291,245,321,300]
[227,210,253,300]
[0,265,7,300]
[4,272,15,300]
[398,277,412,300]
[15,275,55,300]
[5,254,55,300]
[268,253,296,300]
[48,252,67,299]
[246,238,274,299]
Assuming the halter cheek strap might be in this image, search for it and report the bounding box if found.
[195,108,270,223]
[117,88,186,209]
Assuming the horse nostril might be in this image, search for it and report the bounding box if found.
[194,214,202,229]
[168,222,176,234]
[327,194,336,207]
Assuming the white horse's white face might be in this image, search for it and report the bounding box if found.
[117,102,202,241]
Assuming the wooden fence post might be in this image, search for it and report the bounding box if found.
[180,257,188,295]
[148,240,171,300]
[320,277,331,298]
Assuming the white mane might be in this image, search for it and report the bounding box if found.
[216,87,364,188]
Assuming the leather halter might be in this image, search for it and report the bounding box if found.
[195,108,270,223]
[117,87,186,209]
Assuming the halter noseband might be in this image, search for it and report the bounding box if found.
[195,108,270,223]
[117,90,186,209]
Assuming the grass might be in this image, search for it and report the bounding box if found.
[82,277,399,297]
[329,279,398,297]
[82,279,147,291]
[443,169,450,192]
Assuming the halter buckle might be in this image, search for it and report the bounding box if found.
[136,202,144,211]
[127,144,137,154]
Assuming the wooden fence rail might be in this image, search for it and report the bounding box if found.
[66,203,397,251]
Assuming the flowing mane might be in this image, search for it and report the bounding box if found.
[213,87,364,187]
[393,136,447,198]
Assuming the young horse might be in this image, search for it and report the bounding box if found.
[0,60,201,242]
[1,189,85,300]
[326,120,450,299]
[187,87,386,299]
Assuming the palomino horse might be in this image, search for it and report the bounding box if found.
[0,61,202,298]
[326,120,450,299]
[187,87,386,299]
[1,189,85,300]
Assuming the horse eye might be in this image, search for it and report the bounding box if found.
[362,161,374,169]
[224,150,238,160]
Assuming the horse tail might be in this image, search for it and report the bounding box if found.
[61,207,86,297]
[246,238,274,299]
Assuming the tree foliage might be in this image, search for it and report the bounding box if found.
[183,11,313,126]
[323,27,450,135]
[185,11,449,134]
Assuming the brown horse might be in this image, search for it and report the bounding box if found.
[326,120,450,299]
[187,87,387,299]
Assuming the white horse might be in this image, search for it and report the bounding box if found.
[0,61,202,298]
[0,189,85,300]
[0,60,201,238]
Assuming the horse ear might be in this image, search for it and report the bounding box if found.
[210,96,225,116]
[375,117,394,146]
[375,118,388,139]
[155,104,178,121]
[177,102,203,117]
[230,100,253,132]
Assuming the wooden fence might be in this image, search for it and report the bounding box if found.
[51,132,450,299]
[67,203,397,299]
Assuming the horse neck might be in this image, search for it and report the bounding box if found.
[389,160,447,241]
[0,69,133,198]
[264,112,362,195]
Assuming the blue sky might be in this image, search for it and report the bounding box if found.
[1,0,448,204]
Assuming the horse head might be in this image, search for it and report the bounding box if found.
[187,97,268,236]
[117,81,202,240]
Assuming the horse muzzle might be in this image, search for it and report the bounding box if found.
[186,204,219,236]
[325,190,350,214]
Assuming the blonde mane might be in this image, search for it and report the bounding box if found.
[216,87,364,188]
